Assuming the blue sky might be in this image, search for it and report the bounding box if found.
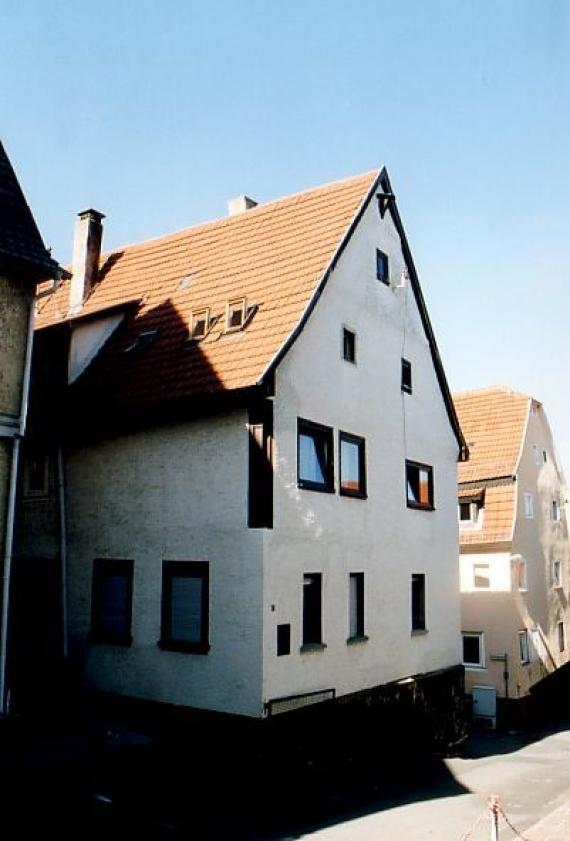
[3,0,570,471]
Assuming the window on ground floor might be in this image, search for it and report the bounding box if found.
[160,561,210,654]
[462,632,485,668]
[91,559,134,645]
[411,573,426,632]
[302,573,323,648]
[348,572,365,640]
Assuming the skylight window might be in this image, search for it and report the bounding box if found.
[190,308,210,340]
[124,329,158,354]
[226,298,247,332]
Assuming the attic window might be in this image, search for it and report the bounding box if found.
[226,298,247,332]
[124,329,158,354]
[190,308,210,340]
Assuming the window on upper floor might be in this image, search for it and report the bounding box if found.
[519,629,530,664]
[552,499,561,522]
[342,327,356,363]
[376,248,389,285]
[302,573,323,649]
[159,561,210,654]
[297,419,334,493]
[558,621,566,652]
[532,444,541,466]
[401,358,412,394]
[91,559,134,646]
[524,493,534,519]
[462,632,485,668]
[473,563,490,589]
[542,449,548,463]
[23,453,49,497]
[411,573,426,632]
[348,572,365,642]
[406,461,434,510]
[339,432,366,499]
[553,559,563,589]
[515,557,528,591]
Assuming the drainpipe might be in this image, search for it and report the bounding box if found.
[57,447,68,659]
[0,299,35,715]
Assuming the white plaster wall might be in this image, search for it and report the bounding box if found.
[66,411,264,717]
[459,552,511,592]
[263,195,462,705]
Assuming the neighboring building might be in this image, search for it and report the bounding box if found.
[15,168,467,734]
[0,140,59,713]
[455,386,570,723]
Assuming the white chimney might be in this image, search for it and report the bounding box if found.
[227,195,257,216]
[70,208,105,313]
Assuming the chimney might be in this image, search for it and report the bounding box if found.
[227,195,257,216]
[70,208,105,312]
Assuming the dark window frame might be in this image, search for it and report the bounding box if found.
[91,558,134,646]
[401,358,412,394]
[339,431,367,499]
[248,401,273,528]
[462,632,484,667]
[348,572,365,641]
[342,327,356,364]
[411,573,426,633]
[297,418,335,493]
[159,561,210,654]
[376,248,390,285]
[277,623,291,656]
[406,460,435,510]
[302,572,324,649]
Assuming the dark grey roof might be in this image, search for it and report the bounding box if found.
[0,141,59,279]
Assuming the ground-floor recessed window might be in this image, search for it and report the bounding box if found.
[91,559,134,645]
[462,631,484,667]
[411,573,426,632]
[406,461,434,509]
[302,573,323,647]
[348,572,365,640]
[160,561,210,654]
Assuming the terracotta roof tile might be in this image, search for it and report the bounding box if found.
[37,171,378,407]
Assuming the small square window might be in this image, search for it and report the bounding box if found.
[226,297,246,332]
[406,461,434,510]
[524,493,534,519]
[553,559,562,588]
[558,621,566,652]
[462,632,484,667]
[401,358,412,394]
[160,561,209,654]
[342,328,356,363]
[376,249,389,285]
[277,623,291,656]
[519,629,530,664]
[411,573,426,632]
[91,559,134,645]
[190,308,210,340]
[339,432,366,498]
[473,563,490,589]
[348,573,365,640]
[297,419,334,493]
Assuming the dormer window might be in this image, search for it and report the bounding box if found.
[226,298,247,332]
[190,308,210,340]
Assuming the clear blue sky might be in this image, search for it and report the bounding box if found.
[3,0,569,471]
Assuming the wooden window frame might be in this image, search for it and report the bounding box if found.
[339,431,367,499]
[401,358,412,394]
[376,248,390,285]
[159,561,210,654]
[406,460,434,510]
[297,418,334,493]
[91,558,134,646]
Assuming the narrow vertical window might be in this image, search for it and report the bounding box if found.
[302,573,323,648]
[160,561,209,654]
[411,573,426,632]
[516,558,528,591]
[552,500,560,522]
[342,328,356,363]
[91,559,134,645]
[248,401,273,528]
[524,493,534,519]
[401,358,412,394]
[376,248,389,285]
[298,419,334,492]
[553,559,562,588]
[277,624,291,656]
[339,432,366,498]
[519,629,530,664]
[558,621,566,652]
[348,573,365,640]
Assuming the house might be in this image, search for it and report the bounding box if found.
[15,168,468,739]
[0,140,59,714]
[455,386,570,724]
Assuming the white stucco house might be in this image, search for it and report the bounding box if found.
[15,168,468,734]
[455,387,570,724]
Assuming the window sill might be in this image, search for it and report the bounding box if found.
[411,629,428,636]
[298,481,335,494]
[463,664,486,671]
[300,643,327,653]
[340,488,367,500]
[158,640,210,655]
[347,635,369,646]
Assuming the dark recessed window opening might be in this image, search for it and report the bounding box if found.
[559,621,566,652]
[411,573,426,632]
[401,358,412,394]
[343,328,356,363]
[91,559,134,645]
[298,419,334,492]
[160,561,209,654]
[348,573,365,639]
[459,501,472,521]
[376,249,389,285]
[462,632,483,667]
[406,461,434,510]
[248,401,273,528]
[190,308,210,340]
[302,573,322,647]
[24,453,49,496]
[226,297,246,331]
[277,623,291,656]
[339,432,366,498]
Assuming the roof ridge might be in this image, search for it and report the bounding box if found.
[88,169,380,263]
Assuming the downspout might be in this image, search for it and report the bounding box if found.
[0,299,35,715]
[57,447,68,659]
